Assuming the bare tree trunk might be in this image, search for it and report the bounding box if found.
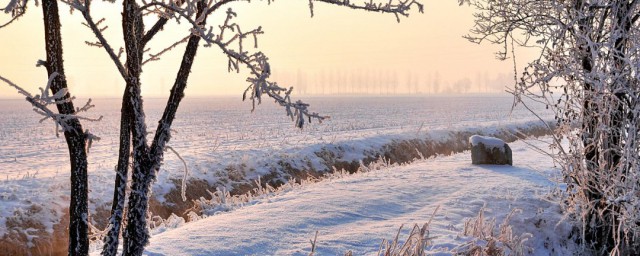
[120,2,207,255]
[579,2,634,253]
[573,1,613,251]
[41,0,89,255]
[609,1,632,170]
[101,94,131,256]
[102,2,186,253]
[120,0,152,255]
[149,1,207,168]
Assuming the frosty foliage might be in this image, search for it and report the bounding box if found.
[309,0,424,22]
[462,0,640,254]
[192,156,399,218]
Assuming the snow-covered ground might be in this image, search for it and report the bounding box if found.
[142,138,576,255]
[1,95,562,254]
[0,97,550,221]
[0,96,548,180]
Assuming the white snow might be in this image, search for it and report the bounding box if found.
[1,95,562,253]
[0,96,554,239]
[469,135,506,151]
[142,138,575,255]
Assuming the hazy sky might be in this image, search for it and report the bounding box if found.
[0,0,540,98]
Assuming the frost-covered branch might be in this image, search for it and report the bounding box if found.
[198,8,329,128]
[135,0,423,127]
[311,0,424,22]
[165,146,189,201]
[139,3,330,127]
[0,0,28,29]
[60,0,128,78]
[140,0,191,45]
[142,35,190,64]
[0,74,102,137]
[2,0,28,15]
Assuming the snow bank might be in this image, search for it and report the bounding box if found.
[0,119,554,254]
[147,120,554,221]
[142,138,577,255]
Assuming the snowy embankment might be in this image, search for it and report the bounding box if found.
[0,120,555,255]
[150,120,554,219]
[142,138,577,255]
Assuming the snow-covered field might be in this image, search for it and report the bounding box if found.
[0,96,544,180]
[142,138,575,255]
[0,95,558,253]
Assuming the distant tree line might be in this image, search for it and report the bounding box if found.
[272,69,514,95]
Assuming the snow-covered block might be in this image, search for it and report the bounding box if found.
[469,135,512,165]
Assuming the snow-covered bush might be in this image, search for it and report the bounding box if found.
[462,0,640,253]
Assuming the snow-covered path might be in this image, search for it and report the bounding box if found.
[144,139,573,255]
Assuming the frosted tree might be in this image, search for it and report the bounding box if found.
[1,0,423,255]
[461,0,640,254]
[1,0,95,253]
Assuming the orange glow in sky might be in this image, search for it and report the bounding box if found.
[0,0,540,98]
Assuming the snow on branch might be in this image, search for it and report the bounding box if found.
[199,8,328,128]
[0,0,28,29]
[2,0,27,14]
[142,35,191,65]
[0,74,103,138]
[135,2,327,127]
[136,0,422,126]
[311,0,424,22]
[60,0,127,79]
[165,145,189,201]
[460,0,568,61]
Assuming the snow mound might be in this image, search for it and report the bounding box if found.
[469,135,506,151]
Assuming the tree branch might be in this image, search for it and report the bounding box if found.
[69,0,128,79]
[312,0,424,22]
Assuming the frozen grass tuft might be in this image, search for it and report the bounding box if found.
[376,206,440,256]
[452,206,532,256]
[306,206,440,256]
[304,204,536,256]
[192,175,319,218]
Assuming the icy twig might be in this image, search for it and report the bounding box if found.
[311,0,424,22]
[166,145,189,201]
